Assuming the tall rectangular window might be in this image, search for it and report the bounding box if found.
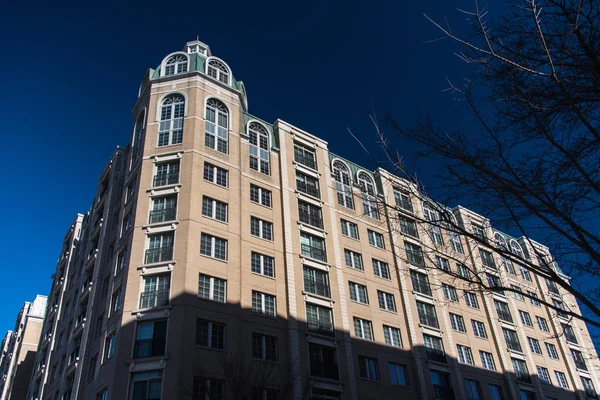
[303,267,330,298]
[503,328,522,352]
[252,333,278,361]
[519,310,533,327]
[344,249,363,270]
[383,325,402,348]
[545,343,559,359]
[479,351,495,371]
[103,333,115,362]
[298,200,323,229]
[250,216,273,240]
[389,363,408,386]
[203,162,228,187]
[251,252,274,277]
[196,319,225,349]
[130,371,163,400]
[536,316,549,331]
[416,301,439,329]
[296,171,320,198]
[512,358,530,382]
[349,282,368,304]
[201,196,228,222]
[555,371,569,388]
[294,143,317,170]
[479,249,496,269]
[250,184,272,207]
[494,300,513,323]
[340,219,359,239]
[193,377,224,400]
[410,271,432,296]
[153,161,180,187]
[430,371,453,398]
[140,274,170,309]
[449,313,466,332]
[464,379,482,400]
[394,190,413,213]
[423,204,443,245]
[424,335,446,363]
[443,284,458,302]
[457,345,473,364]
[252,291,276,317]
[149,195,177,224]
[471,320,487,338]
[200,233,227,260]
[537,366,551,384]
[372,259,390,279]
[398,215,419,239]
[198,274,226,303]
[377,291,396,312]
[368,230,385,248]
[358,356,379,380]
[300,232,326,262]
[145,232,174,264]
[404,242,425,267]
[306,303,334,336]
[133,320,167,358]
[353,317,373,341]
[528,337,542,354]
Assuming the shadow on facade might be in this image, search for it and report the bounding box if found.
[78,292,588,400]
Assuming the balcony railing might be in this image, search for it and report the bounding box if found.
[149,208,177,224]
[144,247,173,264]
[515,370,531,383]
[139,289,170,309]
[425,348,447,364]
[153,172,179,187]
[310,361,339,380]
[307,319,334,336]
[297,180,320,199]
[301,244,327,262]
[497,310,513,324]
[299,210,324,229]
[294,151,317,170]
[304,279,331,298]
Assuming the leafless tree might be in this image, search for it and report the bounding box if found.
[179,352,308,400]
[376,0,600,334]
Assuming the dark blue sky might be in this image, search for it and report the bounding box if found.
[0,0,489,331]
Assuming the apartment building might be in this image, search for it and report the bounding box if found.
[27,39,599,400]
[0,296,47,400]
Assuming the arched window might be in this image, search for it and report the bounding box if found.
[158,95,184,146]
[248,122,270,175]
[510,240,525,259]
[357,171,378,219]
[332,160,353,209]
[205,98,229,154]
[131,112,145,165]
[495,233,508,250]
[207,59,230,84]
[164,54,188,76]
[448,214,464,254]
[495,234,515,274]
[423,203,443,245]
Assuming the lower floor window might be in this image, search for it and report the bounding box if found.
[130,371,162,400]
[192,377,224,400]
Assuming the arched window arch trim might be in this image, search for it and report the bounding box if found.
[155,91,189,122]
[157,94,186,147]
[160,52,190,77]
[495,233,508,250]
[204,97,230,154]
[205,56,232,86]
[247,120,271,175]
[132,108,147,146]
[331,158,354,209]
[356,170,377,196]
[510,239,525,258]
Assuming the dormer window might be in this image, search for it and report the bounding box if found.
[248,122,270,175]
[357,171,378,219]
[207,59,230,84]
[164,54,188,76]
[332,160,353,209]
[510,240,525,259]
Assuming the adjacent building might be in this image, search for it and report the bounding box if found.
[27,39,600,400]
[1,296,47,400]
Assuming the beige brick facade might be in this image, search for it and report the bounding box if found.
[27,40,599,400]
